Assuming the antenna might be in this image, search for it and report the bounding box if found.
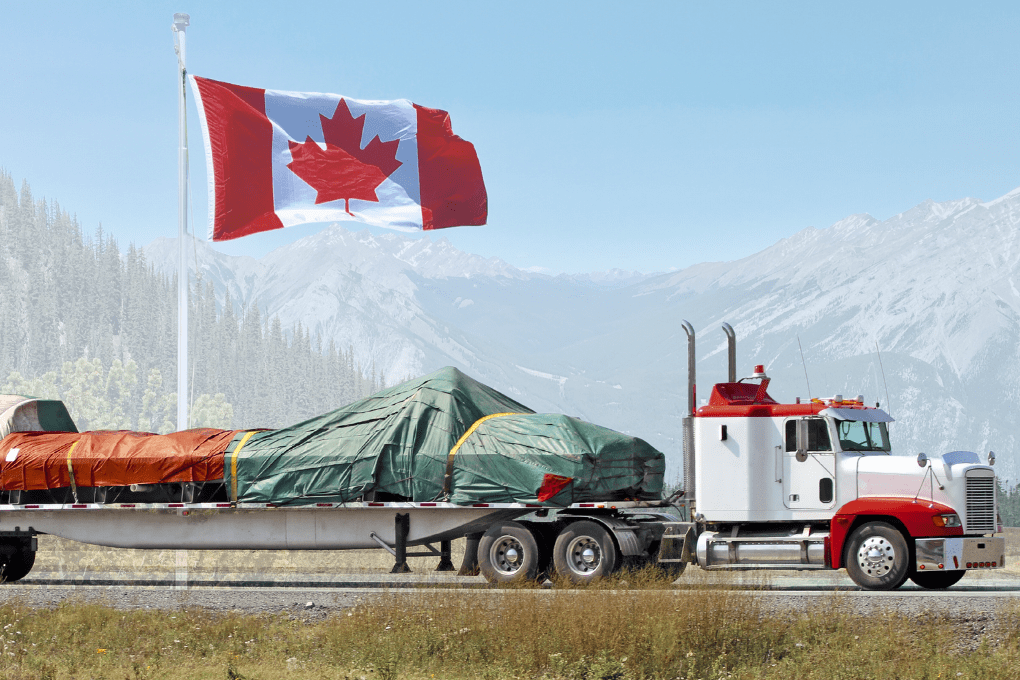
[797,335,812,399]
[875,341,892,417]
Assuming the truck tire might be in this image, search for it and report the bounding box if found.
[519,522,556,583]
[845,522,910,590]
[478,521,543,584]
[0,540,35,583]
[909,570,965,590]
[552,520,618,585]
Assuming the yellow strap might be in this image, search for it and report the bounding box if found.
[66,439,80,503]
[230,431,258,503]
[442,412,519,495]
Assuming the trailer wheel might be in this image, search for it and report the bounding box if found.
[478,522,542,584]
[845,522,909,590]
[0,540,35,583]
[552,520,618,585]
[909,570,965,589]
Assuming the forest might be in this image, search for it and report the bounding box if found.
[0,170,383,432]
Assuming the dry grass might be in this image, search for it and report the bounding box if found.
[0,571,1019,680]
[1006,528,1020,557]
[5,531,1013,677]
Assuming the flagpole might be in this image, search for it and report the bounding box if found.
[173,13,190,432]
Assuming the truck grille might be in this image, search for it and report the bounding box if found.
[964,472,996,534]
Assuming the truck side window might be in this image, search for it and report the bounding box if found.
[785,419,832,452]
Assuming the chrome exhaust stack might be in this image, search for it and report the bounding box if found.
[722,322,736,383]
[681,320,696,507]
[680,321,735,509]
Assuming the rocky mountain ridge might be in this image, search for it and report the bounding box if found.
[145,186,1020,480]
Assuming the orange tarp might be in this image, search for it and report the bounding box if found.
[0,429,241,490]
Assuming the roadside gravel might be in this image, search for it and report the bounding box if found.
[0,585,361,621]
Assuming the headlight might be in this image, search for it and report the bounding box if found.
[932,513,962,528]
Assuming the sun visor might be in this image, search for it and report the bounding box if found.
[819,407,894,423]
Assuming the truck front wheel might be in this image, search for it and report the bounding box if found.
[0,539,35,583]
[845,522,909,590]
[552,520,618,585]
[909,570,965,589]
[478,522,543,584]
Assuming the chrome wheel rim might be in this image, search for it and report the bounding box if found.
[490,536,526,576]
[566,536,602,575]
[857,536,896,577]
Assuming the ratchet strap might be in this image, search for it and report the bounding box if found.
[442,412,519,496]
[66,439,80,503]
[228,431,258,503]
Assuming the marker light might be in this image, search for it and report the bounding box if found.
[932,513,962,528]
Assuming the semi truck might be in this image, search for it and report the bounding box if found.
[0,322,1005,589]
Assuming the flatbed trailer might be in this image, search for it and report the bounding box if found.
[0,498,684,584]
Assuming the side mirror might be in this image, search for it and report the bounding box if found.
[988,451,996,466]
[795,420,808,462]
[917,452,928,468]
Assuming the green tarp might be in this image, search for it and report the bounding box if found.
[225,367,664,506]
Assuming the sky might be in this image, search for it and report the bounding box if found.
[2,1,1019,275]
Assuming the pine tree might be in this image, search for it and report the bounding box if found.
[0,174,385,432]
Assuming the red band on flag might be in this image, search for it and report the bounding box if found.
[193,77,282,241]
[536,473,573,502]
[414,105,487,230]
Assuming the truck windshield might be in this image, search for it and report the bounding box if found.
[836,420,891,452]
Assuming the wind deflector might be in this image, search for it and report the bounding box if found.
[819,408,894,423]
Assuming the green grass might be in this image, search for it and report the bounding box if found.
[1,567,1019,680]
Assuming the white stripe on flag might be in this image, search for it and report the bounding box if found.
[265,89,422,229]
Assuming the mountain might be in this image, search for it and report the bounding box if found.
[145,186,1020,481]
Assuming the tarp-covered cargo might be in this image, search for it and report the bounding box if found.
[0,395,77,439]
[444,412,663,505]
[1,429,239,491]
[224,366,534,503]
[225,367,664,505]
[0,367,665,506]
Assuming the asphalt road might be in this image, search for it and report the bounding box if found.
[0,569,1017,621]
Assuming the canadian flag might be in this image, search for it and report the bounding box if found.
[189,76,487,241]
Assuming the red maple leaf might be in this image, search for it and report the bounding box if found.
[286,99,403,215]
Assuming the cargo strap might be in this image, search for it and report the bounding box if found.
[229,431,258,503]
[442,413,519,496]
[66,439,80,503]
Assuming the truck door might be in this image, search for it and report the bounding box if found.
[783,418,836,511]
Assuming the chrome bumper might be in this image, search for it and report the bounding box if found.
[915,536,1005,572]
